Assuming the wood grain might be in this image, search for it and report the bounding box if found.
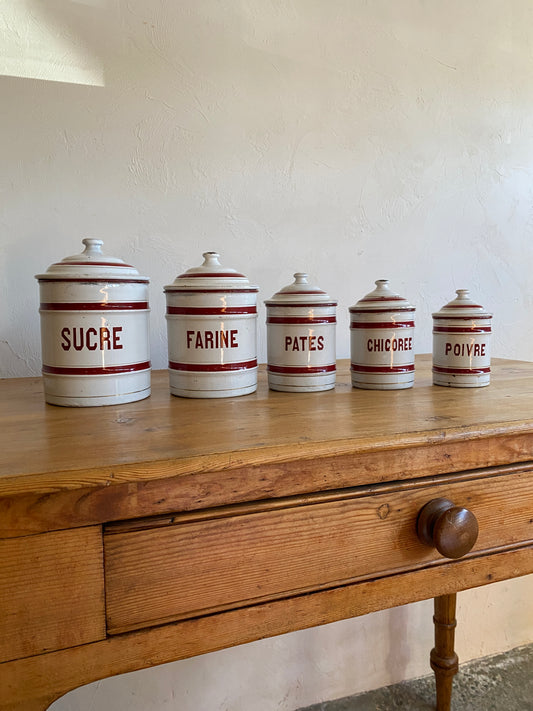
[105,467,533,633]
[0,527,105,663]
[431,594,459,711]
[2,357,533,538]
[1,358,533,711]
[1,545,532,711]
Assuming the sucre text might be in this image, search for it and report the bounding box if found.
[61,326,123,351]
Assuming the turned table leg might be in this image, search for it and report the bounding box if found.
[430,593,459,711]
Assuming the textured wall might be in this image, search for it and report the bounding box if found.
[1,1,533,709]
[2,0,533,375]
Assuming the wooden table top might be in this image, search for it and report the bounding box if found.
[1,356,533,495]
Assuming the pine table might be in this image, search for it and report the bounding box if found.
[1,356,533,711]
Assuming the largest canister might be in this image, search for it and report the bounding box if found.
[164,251,258,398]
[35,238,151,406]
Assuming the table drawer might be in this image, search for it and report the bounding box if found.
[104,466,533,634]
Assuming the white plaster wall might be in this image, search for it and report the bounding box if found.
[1,0,532,708]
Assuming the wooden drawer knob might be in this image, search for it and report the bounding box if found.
[416,498,479,559]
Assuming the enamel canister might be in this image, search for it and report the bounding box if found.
[432,289,492,387]
[164,252,258,398]
[265,273,337,392]
[349,279,415,390]
[35,238,151,406]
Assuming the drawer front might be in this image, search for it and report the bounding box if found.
[104,468,533,634]
[0,527,105,662]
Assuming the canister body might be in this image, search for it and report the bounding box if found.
[265,274,336,392]
[432,290,492,388]
[165,252,258,398]
[36,239,151,406]
[350,280,415,390]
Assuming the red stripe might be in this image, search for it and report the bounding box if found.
[351,364,415,374]
[52,261,135,268]
[444,304,483,309]
[267,364,336,375]
[267,316,336,324]
[266,302,338,308]
[169,360,257,372]
[167,306,256,315]
[433,314,491,320]
[279,290,327,295]
[178,272,247,279]
[38,278,149,284]
[41,302,149,311]
[433,365,490,375]
[42,361,151,375]
[349,307,415,314]
[433,326,491,334]
[359,296,406,302]
[350,321,414,329]
[165,288,258,294]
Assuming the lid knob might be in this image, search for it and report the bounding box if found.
[455,289,470,299]
[82,238,104,257]
[374,279,392,293]
[293,272,309,284]
[202,252,222,267]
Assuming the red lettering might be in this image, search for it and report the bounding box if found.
[86,327,98,351]
[112,327,123,350]
[100,328,111,350]
[60,326,126,351]
[73,327,84,352]
[284,335,327,351]
[61,327,71,351]
[187,329,239,349]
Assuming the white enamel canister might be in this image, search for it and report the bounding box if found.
[35,238,151,406]
[164,252,258,398]
[349,279,415,390]
[265,273,337,392]
[432,289,492,387]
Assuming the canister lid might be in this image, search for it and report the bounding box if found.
[349,279,414,312]
[264,273,337,306]
[433,289,492,319]
[35,238,148,282]
[164,251,258,292]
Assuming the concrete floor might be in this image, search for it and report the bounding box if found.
[298,644,533,711]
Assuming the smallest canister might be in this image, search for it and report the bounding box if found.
[432,289,492,387]
[265,273,337,392]
[349,279,415,390]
